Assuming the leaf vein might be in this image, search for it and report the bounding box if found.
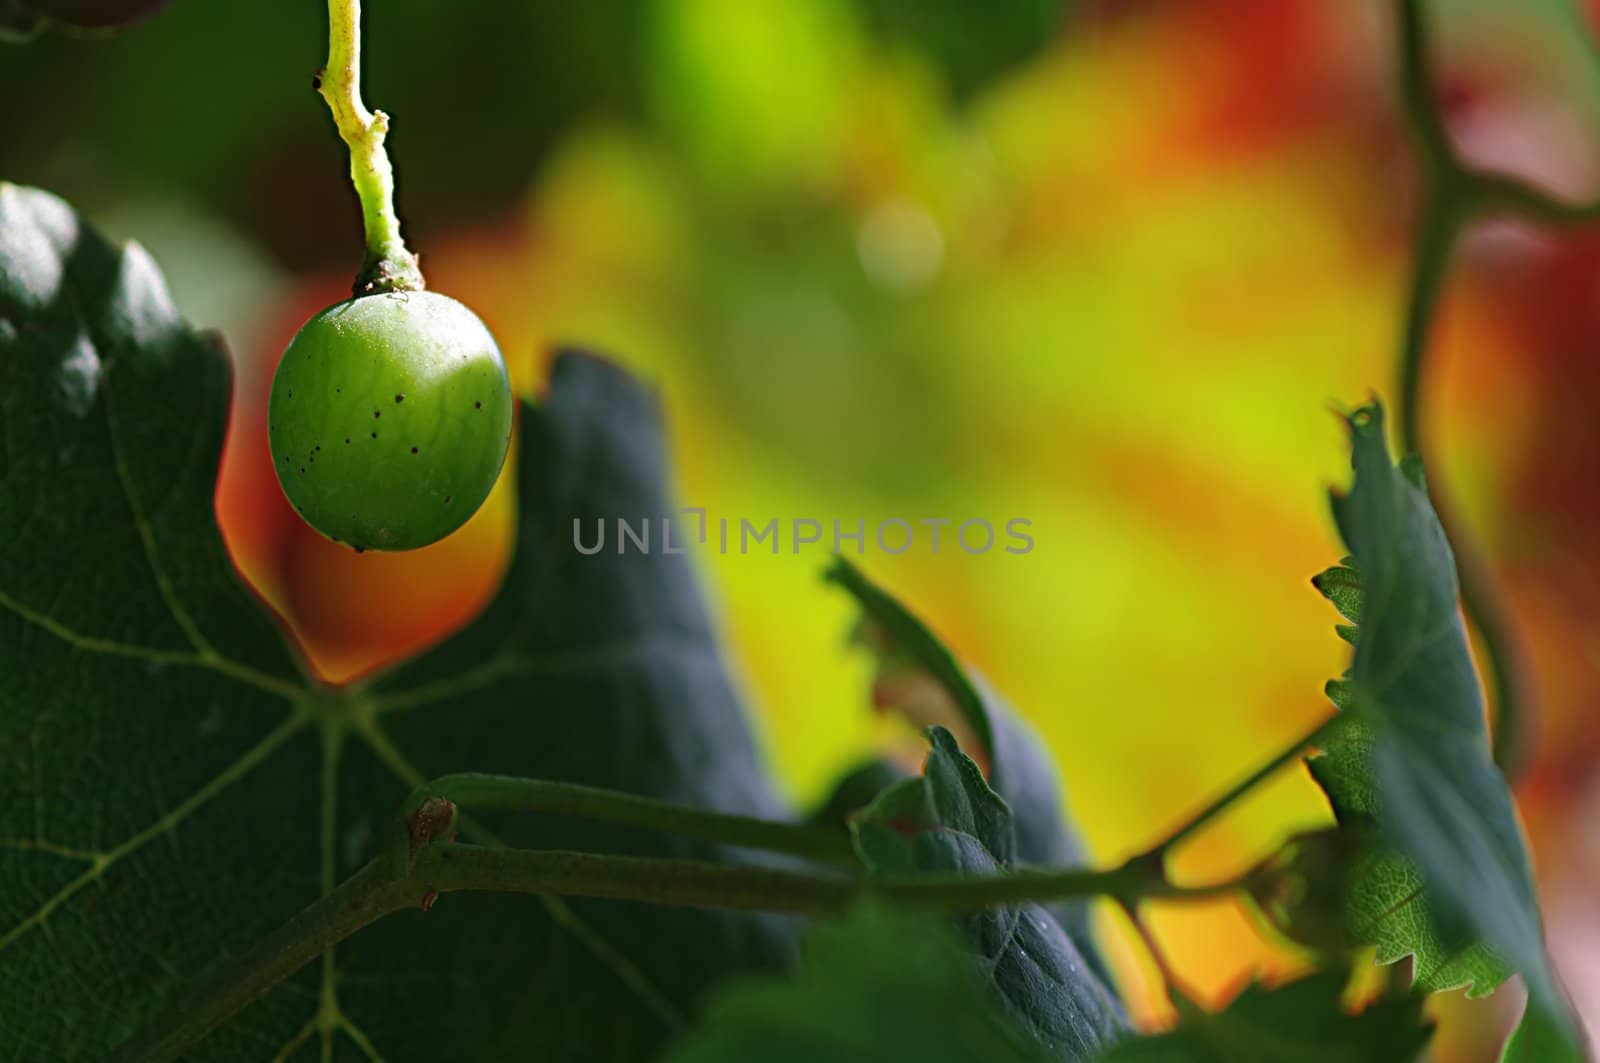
[0,710,308,954]
[354,717,688,1033]
[0,585,304,700]
[100,358,216,658]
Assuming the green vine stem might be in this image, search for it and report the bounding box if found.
[1385,0,1600,775]
[400,772,861,866]
[115,716,1336,1061]
[1139,715,1339,864]
[317,0,424,294]
[113,841,1246,1063]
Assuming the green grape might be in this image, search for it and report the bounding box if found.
[268,291,513,552]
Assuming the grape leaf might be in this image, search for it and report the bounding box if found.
[851,725,1128,1061]
[0,183,799,1061]
[1307,402,1579,1050]
[1305,679,1509,997]
[824,556,1111,987]
[1094,972,1433,1063]
[662,902,1053,1063]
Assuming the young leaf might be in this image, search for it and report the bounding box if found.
[852,726,1128,1061]
[662,903,1052,1063]
[1248,818,1509,997]
[0,184,799,1060]
[1301,705,1510,997]
[1308,401,1579,1049]
[824,556,1110,984]
[1094,972,1433,1062]
[825,556,997,753]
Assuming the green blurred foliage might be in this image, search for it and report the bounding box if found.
[0,0,1061,268]
[0,1,643,266]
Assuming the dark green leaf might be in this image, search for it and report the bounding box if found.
[852,726,1128,1061]
[331,353,803,1063]
[824,556,1108,985]
[1307,401,1576,1047]
[1095,972,1432,1063]
[0,184,797,1061]
[662,903,1052,1063]
[853,726,1016,871]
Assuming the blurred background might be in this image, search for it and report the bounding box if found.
[4,0,1600,1057]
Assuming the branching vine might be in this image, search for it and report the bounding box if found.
[1393,0,1600,775]
[114,714,1336,1062]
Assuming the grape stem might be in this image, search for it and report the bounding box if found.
[318,0,424,295]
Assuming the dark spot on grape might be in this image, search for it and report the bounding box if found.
[395,394,405,403]
[444,495,452,504]
[299,467,306,474]
[354,546,365,554]
[474,401,481,409]
[345,438,351,444]
[371,431,378,439]
[374,410,381,419]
